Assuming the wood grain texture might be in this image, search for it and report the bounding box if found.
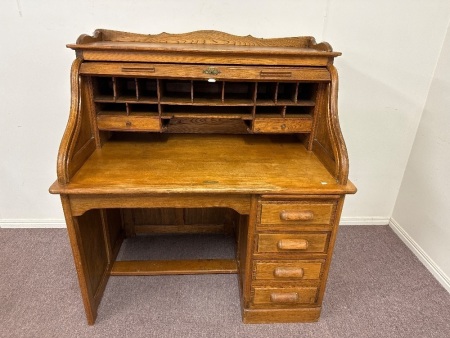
[72,29,338,52]
[257,233,329,253]
[260,202,335,225]
[254,261,323,280]
[253,117,312,133]
[61,196,112,325]
[80,63,332,81]
[312,66,350,185]
[327,64,350,185]
[84,29,316,48]
[252,286,318,305]
[57,58,83,184]
[60,196,97,324]
[66,194,251,217]
[96,114,161,132]
[51,134,354,195]
[242,307,321,323]
[68,30,340,65]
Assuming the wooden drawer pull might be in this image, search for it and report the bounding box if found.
[280,210,314,221]
[273,267,304,278]
[260,71,292,78]
[270,292,299,303]
[277,239,309,250]
[121,66,156,73]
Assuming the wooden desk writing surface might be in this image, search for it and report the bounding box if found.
[53,134,350,195]
[50,29,356,325]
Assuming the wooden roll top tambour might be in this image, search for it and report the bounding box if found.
[49,29,356,325]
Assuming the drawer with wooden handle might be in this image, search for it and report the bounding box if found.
[97,115,161,132]
[260,202,335,226]
[253,260,323,280]
[257,233,329,254]
[252,286,318,306]
[253,118,313,134]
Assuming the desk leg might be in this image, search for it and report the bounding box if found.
[238,196,258,310]
[61,196,116,325]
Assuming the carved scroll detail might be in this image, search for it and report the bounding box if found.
[57,57,96,185]
[326,64,349,185]
[57,58,83,184]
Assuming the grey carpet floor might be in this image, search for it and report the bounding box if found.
[1,225,450,338]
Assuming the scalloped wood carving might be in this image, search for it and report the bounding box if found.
[77,29,328,50]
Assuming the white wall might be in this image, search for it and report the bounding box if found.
[391,23,450,291]
[324,1,450,223]
[0,1,450,226]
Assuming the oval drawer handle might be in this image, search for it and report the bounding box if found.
[273,267,304,278]
[279,210,314,221]
[277,239,309,250]
[270,292,299,303]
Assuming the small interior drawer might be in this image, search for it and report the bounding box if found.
[253,118,313,133]
[260,202,334,225]
[254,260,323,280]
[257,233,329,254]
[252,286,318,306]
[97,115,161,132]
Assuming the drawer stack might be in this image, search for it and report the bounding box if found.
[248,198,338,321]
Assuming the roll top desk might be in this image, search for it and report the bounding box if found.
[49,30,356,324]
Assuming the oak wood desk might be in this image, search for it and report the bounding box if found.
[49,30,356,325]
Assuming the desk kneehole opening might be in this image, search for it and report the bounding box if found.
[277,238,309,250]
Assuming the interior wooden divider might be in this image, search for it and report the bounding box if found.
[274,82,280,104]
[112,77,118,101]
[134,78,139,100]
[294,82,300,104]
[221,81,226,103]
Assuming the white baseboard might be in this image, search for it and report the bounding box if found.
[389,218,450,294]
[339,216,390,226]
[1,217,388,229]
[0,219,66,228]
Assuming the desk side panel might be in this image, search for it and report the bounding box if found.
[313,65,349,185]
[57,59,97,185]
[61,196,112,325]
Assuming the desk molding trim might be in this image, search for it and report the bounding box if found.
[111,259,238,276]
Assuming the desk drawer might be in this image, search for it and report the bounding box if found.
[97,115,161,132]
[260,202,334,226]
[253,118,313,133]
[252,286,318,306]
[257,233,329,254]
[254,260,323,281]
